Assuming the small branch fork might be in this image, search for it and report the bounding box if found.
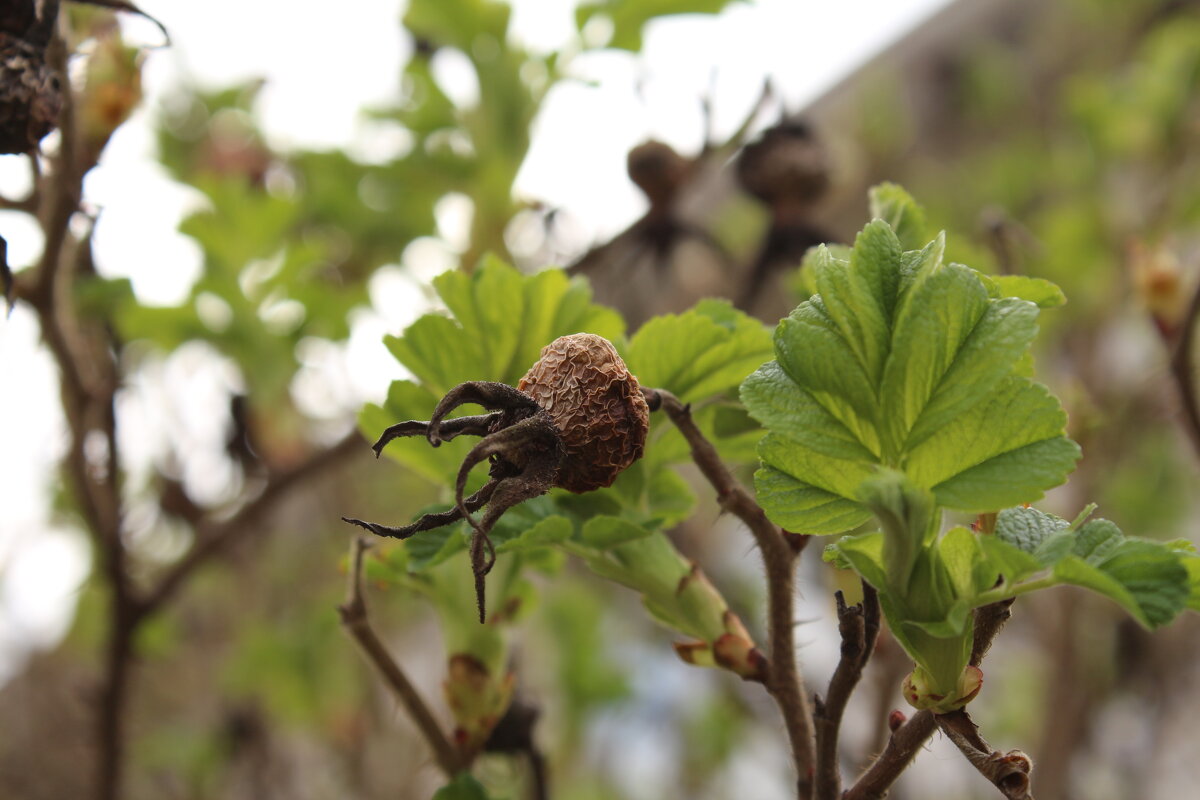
[842,598,1019,800]
[339,538,467,778]
[8,19,364,799]
[645,388,817,798]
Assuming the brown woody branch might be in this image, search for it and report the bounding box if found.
[339,537,467,778]
[136,431,364,617]
[937,710,1033,800]
[645,388,816,799]
[813,583,880,800]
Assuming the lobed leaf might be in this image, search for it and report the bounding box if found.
[627,300,772,404]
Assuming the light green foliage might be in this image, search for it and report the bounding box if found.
[753,185,1194,708]
[743,197,1079,535]
[575,0,742,51]
[367,258,772,678]
[985,507,1194,628]
[434,772,494,800]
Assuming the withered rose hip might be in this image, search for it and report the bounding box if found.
[344,333,651,622]
[518,333,649,493]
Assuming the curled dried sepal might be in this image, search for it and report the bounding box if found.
[902,664,983,714]
[443,653,515,758]
[345,333,651,623]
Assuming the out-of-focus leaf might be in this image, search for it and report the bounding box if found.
[575,0,741,52]
[432,772,493,800]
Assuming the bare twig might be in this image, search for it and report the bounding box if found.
[339,537,467,778]
[645,388,815,798]
[1168,278,1200,458]
[937,710,1033,800]
[813,583,880,800]
[138,432,364,616]
[843,709,937,800]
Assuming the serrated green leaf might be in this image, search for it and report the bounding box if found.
[740,362,877,462]
[908,376,1080,511]
[493,515,572,553]
[580,515,652,548]
[880,263,991,458]
[993,505,1071,557]
[812,224,900,385]
[754,465,872,535]
[984,275,1067,308]
[627,300,771,403]
[745,190,1077,536]
[978,535,1043,584]
[868,183,931,251]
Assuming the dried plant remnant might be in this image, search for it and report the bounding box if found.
[343,333,650,621]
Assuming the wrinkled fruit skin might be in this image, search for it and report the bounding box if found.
[518,333,649,493]
[0,33,61,154]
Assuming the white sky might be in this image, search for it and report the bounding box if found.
[0,0,952,683]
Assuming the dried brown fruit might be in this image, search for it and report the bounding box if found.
[517,333,648,492]
[344,333,651,621]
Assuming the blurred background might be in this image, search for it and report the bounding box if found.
[2,0,1199,798]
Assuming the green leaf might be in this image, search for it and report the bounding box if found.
[580,515,653,548]
[432,772,492,800]
[1051,541,1189,629]
[575,0,740,52]
[740,362,877,462]
[868,182,931,251]
[755,464,873,535]
[984,275,1067,308]
[938,526,999,600]
[405,516,467,572]
[993,505,1071,559]
[908,376,1081,511]
[493,514,572,553]
[743,188,1078,534]
[627,300,772,404]
[988,511,1192,629]
[1182,555,1200,612]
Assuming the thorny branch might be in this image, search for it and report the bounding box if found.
[813,583,880,800]
[339,537,467,778]
[842,599,1018,800]
[644,388,816,799]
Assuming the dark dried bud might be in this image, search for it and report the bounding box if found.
[518,333,649,493]
[736,119,829,210]
[0,32,61,154]
[626,139,690,208]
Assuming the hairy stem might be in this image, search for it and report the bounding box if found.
[339,537,467,778]
[813,584,880,800]
[647,388,816,798]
